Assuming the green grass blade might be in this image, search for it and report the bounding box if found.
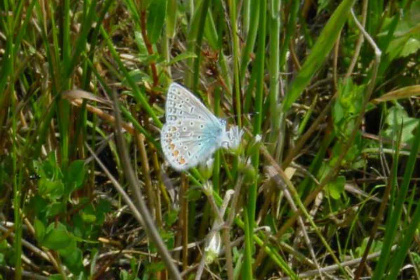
[373,120,420,279]
[281,0,356,112]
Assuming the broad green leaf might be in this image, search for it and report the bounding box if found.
[38,178,64,200]
[34,218,46,242]
[282,0,356,112]
[400,37,420,57]
[43,223,73,250]
[384,104,419,144]
[326,176,345,199]
[147,0,167,43]
[65,160,86,190]
[333,80,365,136]
[81,212,97,223]
[45,202,66,217]
[164,209,179,227]
[62,248,83,274]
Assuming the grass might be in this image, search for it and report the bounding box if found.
[0,0,420,279]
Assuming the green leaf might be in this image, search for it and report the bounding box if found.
[333,80,365,136]
[400,37,420,57]
[147,0,167,43]
[64,160,86,192]
[38,178,64,200]
[326,176,346,200]
[81,212,97,223]
[34,218,46,242]
[95,199,112,225]
[384,104,419,145]
[164,209,178,227]
[355,237,383,257]
[42,223,73,250]
[62,248,84,274]
[45,202,66,217]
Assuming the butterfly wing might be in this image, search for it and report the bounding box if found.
[161,121,223,171]
[161,83,224,171]
[165,83,220,125]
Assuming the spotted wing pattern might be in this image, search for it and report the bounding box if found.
[161,83,225,171]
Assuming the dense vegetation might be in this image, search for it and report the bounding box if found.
[0,0,419,279]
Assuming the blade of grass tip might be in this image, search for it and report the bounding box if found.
[191,0,211,91]
[242,0,250,35]
[280,0,356,113]
[268,0,281,148]
[372,121,420,279]
[99,26,162,127]
[204,13,220,51]
[166,0,177,39]
[185,0,203,88]
[227,0,242,127]
[239,0,259,84]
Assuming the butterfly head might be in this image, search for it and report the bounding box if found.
[220,125,243,150]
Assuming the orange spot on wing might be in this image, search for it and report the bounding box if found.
[179,157,186,164]
[170,143,175,150]
[173,150,179,156]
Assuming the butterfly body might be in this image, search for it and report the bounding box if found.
[161,83,242,171]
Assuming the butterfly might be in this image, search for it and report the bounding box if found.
[161,83,243,171]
